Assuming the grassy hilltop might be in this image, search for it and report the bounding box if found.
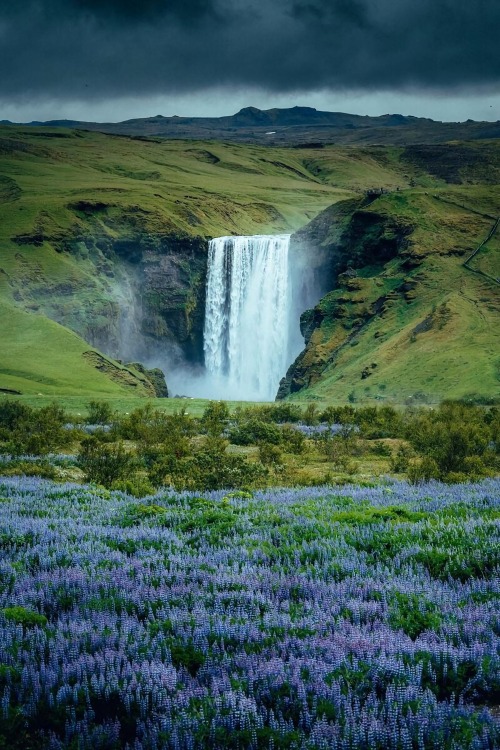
[0,125,499,402]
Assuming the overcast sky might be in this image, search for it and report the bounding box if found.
[1,0,499,123]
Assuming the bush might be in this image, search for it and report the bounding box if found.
[117,406,195,451]
[229,419,282,446]
[302,403,319,426]
[120,503,167,526]
[0,460,57,480]
[261,403,302,423]
[77,437,136,486]
[407,456,440,484]
[233,403,303,424]
[258,442,283,466]
[371,440,392,457]
[320,432,358,471]
[86,400,114,425]
[320,405,356,425]
[1,402,68,456]
[201,401,230,436]
[280,425,306,454]
[390,444,415,473]
[2,606,47,628]
[0,400,31,431]
[407,402,493,478]
[110,477,156,498]
[149,437,266,491]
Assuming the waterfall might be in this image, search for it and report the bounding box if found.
[204,234,291,401]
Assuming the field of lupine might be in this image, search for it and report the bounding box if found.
[0,475,499,749]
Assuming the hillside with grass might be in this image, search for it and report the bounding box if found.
[280,179,500,404]
[0,125,499,402]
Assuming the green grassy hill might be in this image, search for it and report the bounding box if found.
[0,126,499,402]
[0,294,156,397]
[280,186,500,404]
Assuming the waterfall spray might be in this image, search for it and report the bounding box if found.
[204,235,291,401]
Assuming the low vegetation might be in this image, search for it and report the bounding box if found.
[0,398,498,492]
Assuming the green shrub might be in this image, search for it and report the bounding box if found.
[371,440,392,457]
[320,434,358,472]
[2,402,68,456]
[258,442,283,466]
[389,592,442,640]
[233,403,302,424]
[302,403,319,426]
[201,400,230,436]
[390,444,415,473]
[2,606,47,628]
[77,437,136,486]
[320,405,356,425]
[110,477,155,498]
[407,402,495,479]
[229,419,282,446]
[260,403,302,423]
[86,400,114,425]
[408,456,440,484]
[117,404,196,445]
[0,400,32,431]
[120,503,167,526]
[355,405,404,439]
[280,425,306,454]
[0,461,57,480]
[149,439,266,491]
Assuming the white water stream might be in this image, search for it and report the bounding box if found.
[203,234,292,401]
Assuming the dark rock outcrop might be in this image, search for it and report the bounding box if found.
[82,352,157,395]
[125,362,169,397]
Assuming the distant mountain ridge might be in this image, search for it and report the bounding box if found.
[5,106,500,145]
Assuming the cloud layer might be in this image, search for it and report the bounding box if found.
[1,0,499,100]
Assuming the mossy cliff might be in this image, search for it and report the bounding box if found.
[8,197,208,363]
[279,189,500,404]
[72,213,208,363]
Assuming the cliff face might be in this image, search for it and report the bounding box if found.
[278,197,414,399]
[116,231,208,364]
[278,187,500,404]
[9,202,208,368]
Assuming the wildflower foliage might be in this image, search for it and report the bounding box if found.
[0,476,498,748]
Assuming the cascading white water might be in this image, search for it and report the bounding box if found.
[204,234,291,401]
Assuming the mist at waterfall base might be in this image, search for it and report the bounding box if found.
[167,234,323,402]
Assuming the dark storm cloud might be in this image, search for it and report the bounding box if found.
[292,0,371,29]
[1,0,499,101]
[73,0,218,24]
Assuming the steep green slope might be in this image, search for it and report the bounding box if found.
[280,187,500,404]
[0,295,156,397]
